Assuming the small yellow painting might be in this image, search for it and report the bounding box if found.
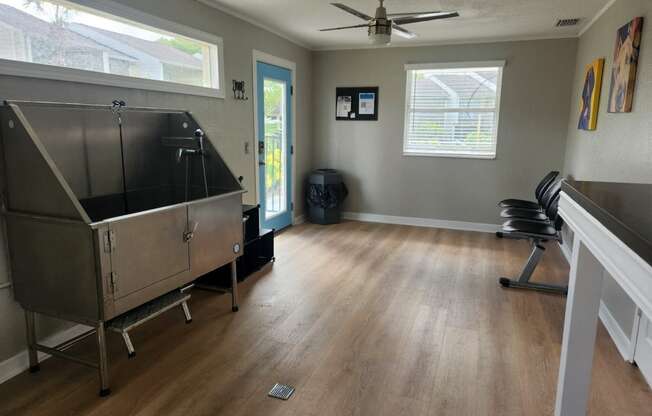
[578,58,604,131]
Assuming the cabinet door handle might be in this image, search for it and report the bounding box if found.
[184,221,199,242]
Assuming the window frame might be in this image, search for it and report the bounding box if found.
[0,0,225,98]
[402,60,505,160]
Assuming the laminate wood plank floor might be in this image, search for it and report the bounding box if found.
[1,221,650,415]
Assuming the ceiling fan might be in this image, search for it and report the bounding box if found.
[320,1,459,45]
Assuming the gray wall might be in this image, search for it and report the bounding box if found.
[563,0,652,339]
[564,0,652,183]
[0,0,312,363]
[312,39,577,224]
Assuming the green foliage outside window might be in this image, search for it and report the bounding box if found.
[158,37,202,55]
[265,120,283,196]
[263,81,285,211]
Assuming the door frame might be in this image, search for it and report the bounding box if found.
[252,50,297,226]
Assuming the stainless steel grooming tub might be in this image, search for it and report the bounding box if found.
[0,100,245,395]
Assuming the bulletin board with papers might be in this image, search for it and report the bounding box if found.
[335,87,379,121]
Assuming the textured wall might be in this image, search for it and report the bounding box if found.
[564,0,652,183]
[563,0,652,341]
[312,39,577,224]
[0,0,312,363]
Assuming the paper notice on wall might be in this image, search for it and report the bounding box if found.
[358,93,375,115]
[337,96,352,117]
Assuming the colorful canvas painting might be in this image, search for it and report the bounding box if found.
[578,58,604,131]
[608,17,644,113]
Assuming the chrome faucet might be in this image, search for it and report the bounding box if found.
[175,129,205,163]
[176,147,199,163]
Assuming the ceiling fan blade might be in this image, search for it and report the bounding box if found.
[331,3,373,21]
[319,23,370,32]
[393,12,459,25]
[388,11,451,18]
[391,24,417,39]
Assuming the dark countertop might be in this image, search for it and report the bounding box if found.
[561,179,652,267]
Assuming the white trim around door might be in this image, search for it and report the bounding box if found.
[252,50,297,224]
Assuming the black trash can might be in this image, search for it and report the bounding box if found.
[307,169,348,224]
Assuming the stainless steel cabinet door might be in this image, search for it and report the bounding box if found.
[188,194,243,278]
[109,206,190,299]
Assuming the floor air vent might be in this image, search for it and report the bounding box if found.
[555,18,581,27]
[268,383,295,400]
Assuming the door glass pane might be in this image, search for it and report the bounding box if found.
[264,78,287,219]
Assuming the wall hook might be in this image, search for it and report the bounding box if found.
[232,80,248,100]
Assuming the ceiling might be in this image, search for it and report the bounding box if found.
[199,0,611,50]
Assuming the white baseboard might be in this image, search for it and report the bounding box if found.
[0,324,91,385]
[599,301,634,362]
[341,211,499,233]
[293,214,306,225]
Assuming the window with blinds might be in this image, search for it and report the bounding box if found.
[403,62,504,159]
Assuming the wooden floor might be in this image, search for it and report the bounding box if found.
[1,221,651,415]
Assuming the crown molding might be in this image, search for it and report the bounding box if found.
[195,0,313,50]
[314,33,578,52]
[196,0,615,52]
[579,0,618,37]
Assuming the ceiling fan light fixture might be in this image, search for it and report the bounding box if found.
[321,1,458,45]
[368,22,392,45]
[370,31,391,45]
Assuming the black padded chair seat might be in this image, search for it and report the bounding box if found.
[498,199,541,210]
[500,208,549,221]
[502,219,558,237]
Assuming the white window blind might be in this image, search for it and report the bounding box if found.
[403,61,504,159]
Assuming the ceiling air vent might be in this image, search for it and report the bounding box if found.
[555,18,581,27]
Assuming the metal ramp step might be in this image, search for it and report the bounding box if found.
[108,290,191,358]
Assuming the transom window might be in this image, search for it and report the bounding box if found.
[0,0,223,97]
[403,61,505,159]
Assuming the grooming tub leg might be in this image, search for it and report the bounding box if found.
[96,322,111,397]
[25,310,39,373]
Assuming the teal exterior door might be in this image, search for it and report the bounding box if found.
[256,61,293,231]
